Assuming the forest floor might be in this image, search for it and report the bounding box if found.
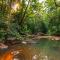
[31,35,60,40]
[21,34,60,41]
[0,34,60,49]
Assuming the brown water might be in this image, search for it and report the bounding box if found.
[0,38,60,60]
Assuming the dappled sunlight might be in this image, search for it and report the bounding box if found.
[11,3,21,13]
[55,0,60,6]
[39,0,45,3]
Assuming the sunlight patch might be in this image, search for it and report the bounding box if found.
[39,0,45,3]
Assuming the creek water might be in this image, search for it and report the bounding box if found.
[0,38,60,60]
[30,38,60,60]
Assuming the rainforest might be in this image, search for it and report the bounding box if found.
[0,0,60,60]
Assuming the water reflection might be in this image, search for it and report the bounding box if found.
[0,38,60,60]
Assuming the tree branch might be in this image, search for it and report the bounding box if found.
[19,0,30,25]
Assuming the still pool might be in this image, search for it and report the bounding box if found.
[0,38,60,60]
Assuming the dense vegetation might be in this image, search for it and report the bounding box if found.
[0,0,60,40]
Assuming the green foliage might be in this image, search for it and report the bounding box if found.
[48,9,60,35]
[0,0,60,40]
[26,18,47,34]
